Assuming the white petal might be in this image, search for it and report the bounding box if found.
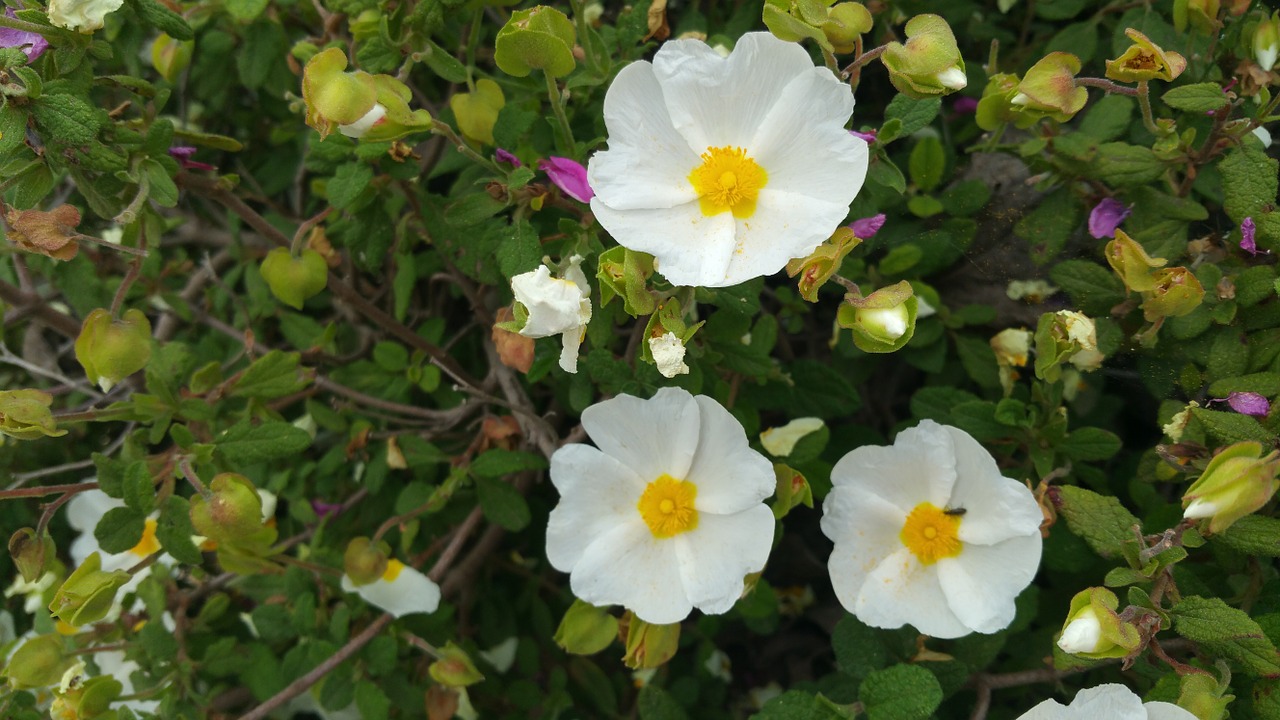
[1015,698,1069,720]
[1183,498,1217,519]
[936,534,1041,634]
[580,387,701,483]
[673,505,774,614]
[589,199,738,287]
[558,326,584,373]
[936,66,968,90]
[718,189,857,286]
[341,565,441,618]
[943,425,1043,545]
[547,444,647,571]
[66,489,121,533]
[649,333,690,378]
[829,420,957,513]
[339,103,387,139]
[1070,685,1148,718]
[653,32,815,151]
[685,395,775,514]
[569,521,691,624]
[512,267,587,338]
[760,417,825,458]
[1144,701,1199,720]
[588,62,699,211]
[1058,609,1103,654]
[854,547,970,638]
[822,485,908,613]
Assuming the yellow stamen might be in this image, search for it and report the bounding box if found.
[688,146,767,219]
[382,558,404,582]
[637,474,698,538]
[130,519,161,557]
[900,503,963,565]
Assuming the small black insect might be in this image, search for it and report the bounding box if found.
[943,506,967,516]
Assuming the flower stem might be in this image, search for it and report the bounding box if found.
[290,207,331,257]
[544,70,576,154]
[1073,77,1139,96]
[1136,80,1161,135]
[0,14,71,42]
[841,44,886,81]
[178,457,213,500]
[431,120,504,175]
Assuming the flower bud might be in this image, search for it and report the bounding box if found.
[1142,267,1205,321]
[595,246,656,316]
[189,473,273,545]
[0,389,66,440]
[74,308,152,392]
[823,3,873,54]
[836,280,918,353]
[449,78,505,146]
[1034,310,1103,382]
[494,6,577,79]
[260,247,329,310]
[1255,11,1279,72]
[343,536,390,586]
[1105,229,1166,293]
[151,33,194,83]
[760,418,825,458]
[302,48,431,141]
[881,14,967,99]
[1177,672,1231,720]
[785,226,862,303]
[1009,52,1088,124]
[974,72,1021,131]
[1174,0,1221,34]
[428,642,485,687]
[1105,28,1187,83]
[4,205,81,261]
[9,527,55,582]
[48,552,131,627]
[771,463,814,519]
[2,633,73,689]
[762,0,829,48]
[1057,587,1141,659]
[1088,198,1132,239]
[55,675,123,718]
[539,157,593,203]
[622,612,681,669]
[1182,441,1280,533]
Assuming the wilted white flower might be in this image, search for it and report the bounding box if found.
[759,417,824,457]
[820,421,1042,638]
[47,0,123,32]
[340,559,441,618]
[511,256,592,373]
[547,387,776,624]
[588,32,869,287]
[1016,683,1196,719]
[648,332,690,378]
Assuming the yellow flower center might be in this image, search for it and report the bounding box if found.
[382,559,404,582]
[130,519,161,557]
[900,503,963,565]
[688,146,767,219]
[637,474,698,538]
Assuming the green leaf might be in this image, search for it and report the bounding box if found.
[493,105,537,149]
[422,38,467,83]
[833,614,886,680]
[126,0,194,39]
[1208,372,1280,398]
[638,685,688,720]
[327,162,374,211]
[354,681,391,720]
[1055,485,1140,558]
[883,95,941,139]
[142,158,178,208]
[1220,144,1279,228]
[1093,142,1165,186]
[1046,21,1098,64]
[878,244,923,276]
[1190,408,1278,445]
[30,93,100,146]
[1050,259,1126,316]
[0,105,28,156]
[215,420,312,464]
[95,506,146,554]
[910,387,981,425]
[236,20,285,91]
[1216,516,1280,558]
[1060,427,1122,461]
[859,664,943,720]
[474,475,531,531]
[1017,190,1081,264]
[1172,596,1280,676]
[497,219,542,278]
[224,0,269,21]
[954,335,1001,390]
[230,350,313,399]
[754,691,847,720]
[1162,83,1229,112]
[122,461,155,514]
[156,495,203,565]
[470,448,548,478]
[908,136,945,192]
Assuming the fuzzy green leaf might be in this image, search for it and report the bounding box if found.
[1055,485,1140,558]
[1171,596,1280,676]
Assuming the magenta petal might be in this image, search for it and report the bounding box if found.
[848,129,877,144]
[539,157,593,203]
[1226,392,1270,417]
[0,8,48,62]
[496,148,522,168]
[1088,197,1131,239]
[1241,217,1258,256]
[849,213,886,239]
[952,96,979,114]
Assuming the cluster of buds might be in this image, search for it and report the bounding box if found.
[1182,441,1280,533]
[1033,310,1104,383]
[836,279,918,353]
[880,14,967,99]
[75,308,153,392]
[302,47,433,141]
[494,6,577,78]
[976,53,1089,131]
[1106,231,1204,322]
[763,0,873,54]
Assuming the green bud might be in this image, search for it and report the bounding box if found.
[343,536,390,586]
[494,6,577,79]
[1106,229,1166,293]
[975,72,1021,131]
[190,473,271,543]
[2,633,73,689]
[622,612,680,669]
[836,280,918,353]
[0,389,66,440]
[1183,441,1280,533]
[48,552,131,627]
[428,642,485,687]
[9,527,56,582]
[1174,0,1221,34]
[349,9,381,40]
[59,675,124,718]
[1141,267,1205,321]
[260,247,328,310]
[74,308,153,392]
[1255,11,1280,72]
[554,599,619,655]
[1177,672,1232,720]
[881,14,967,99]
[448,78,505,146]
[362,74,434,143]
[1009,52,1089,124]
[302,47,378,139]
[823,3,873,54]
[595,246,656,316]
[1105,28,1187,83]
[1056,587,1141,659]
[150,33,194,83]
[763,0,829,49]
[785,226,863,303]
[771,463,814,519]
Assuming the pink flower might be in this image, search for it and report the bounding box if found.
[849,213,886,239]
[1087,198,1131,239]
[168,146,216,171]
[1241,217,1259,256]
[539,157,593,203]
[0,9,48,62]
[849,129,877,144]
[496,148,522,168]
[1226,392,1270,417]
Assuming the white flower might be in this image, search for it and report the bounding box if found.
[991,328,1033,368]
[339,103,387,139]
[47,0,123,32]
[1253,126,1273,149]
[820,420,1042,638]
[340,559,441,618]
[759,417,824,457]
[1057,608,1103,654]
[546,387,776,624]
[94,650,160,715]
[1016,684,1196,720]
[4,571,57,615]
[936,66,968,90]
[648,332,690,378]
[511,256,592,373]
[66,489,168,601]
[587,32,869,288]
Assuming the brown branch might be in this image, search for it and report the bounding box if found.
[0,278,82,338]
[0,480,99,500]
